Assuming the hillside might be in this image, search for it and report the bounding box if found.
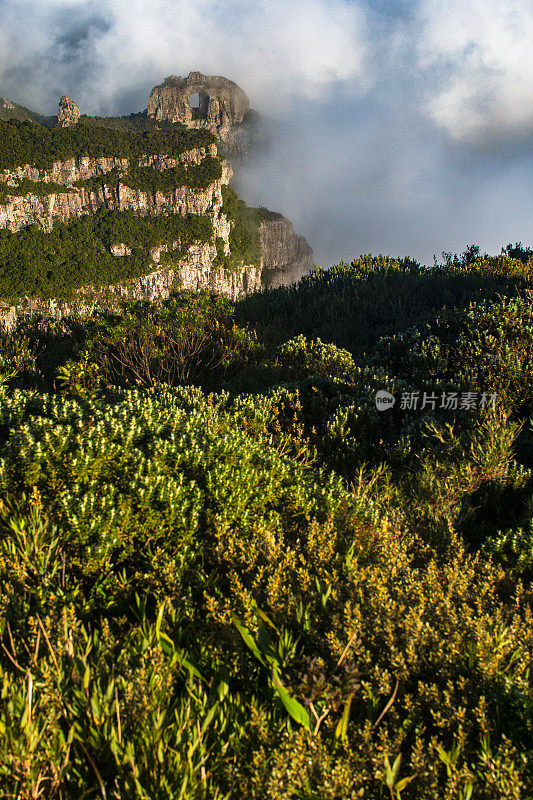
[0,249,532,798]
[0,98,313,311]
[0,97,54,127]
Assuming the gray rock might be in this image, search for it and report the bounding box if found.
[57,96,80,127]
[148,72,250,144]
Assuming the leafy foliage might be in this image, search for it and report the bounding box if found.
[74,156,223,196]
[1,251,533,798]
[216,185,262,269]
[0,209,213,300]
[0,118,214,171]
[0,178,73,203]
[77,291,259,390]
[236,252,533,355]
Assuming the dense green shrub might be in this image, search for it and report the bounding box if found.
[372,295,533,412]
[121,157,222,192]
[0,118,214,171]
[76,291,259,390]
[236,254,533,355]
[216,185,262,269]
[77,111,191,133]
[0,385,531,798]
[75,156,223,196]
[1,252,533,798]
[0,178,72,203]
[0,209,213,300]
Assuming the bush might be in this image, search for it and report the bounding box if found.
[80,291,259,389]
[236,254,533,356]
[0,386,531,798]
[1,251,533,798]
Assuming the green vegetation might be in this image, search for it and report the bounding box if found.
[78,111,190,133]
[0,209,213,300]
[236,251,533,354]
[0,115,259,301]
[215,185,262,269]
[0,156,222,204]
[123,157,222,192]
[1,249,532,798]
[0,178,74,203]
[253,205,284,222]
[0,118,215,172]
[75,157,223,196]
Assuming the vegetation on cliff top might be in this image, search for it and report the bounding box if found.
[77,110,193,133]
[0,118,215,171]
[0,177,73,204]
[0,250,532,798]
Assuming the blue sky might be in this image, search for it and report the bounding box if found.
[1,0,532,264]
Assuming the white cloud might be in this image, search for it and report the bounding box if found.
[417,0,533,143]
[0,0,371,114]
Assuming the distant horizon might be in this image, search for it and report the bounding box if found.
[1,0,531,265]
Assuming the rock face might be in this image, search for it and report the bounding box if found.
[57,96,80,127]
[0,260,263,332]
[259,217,315,288]
[0,147,226,233]
[148,73,250,142]
[0,80,315,326]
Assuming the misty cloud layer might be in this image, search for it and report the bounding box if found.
[1,0,532,264]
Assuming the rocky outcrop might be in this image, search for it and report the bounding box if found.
[0,89,314,319]
[0,182,224,233]
[57,96,80,127]
[110,243,132,256]
[0,148,228,233]
[0,148,216,187]
[148,73,250,142]
[259,216,315,287]
[0,258,262,331]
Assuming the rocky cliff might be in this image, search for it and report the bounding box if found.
[259,216,315,287]
[0,260,262,331]
[0,146,229,234]
[0,84,314,327]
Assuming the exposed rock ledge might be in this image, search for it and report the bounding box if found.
[0,150,231,235]
[259,217,315,288]
[0,254,262,332]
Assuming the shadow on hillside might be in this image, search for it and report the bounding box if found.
[236,260,532,358]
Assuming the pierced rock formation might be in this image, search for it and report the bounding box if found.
[57,96,80,127]
[148,72,250,143]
